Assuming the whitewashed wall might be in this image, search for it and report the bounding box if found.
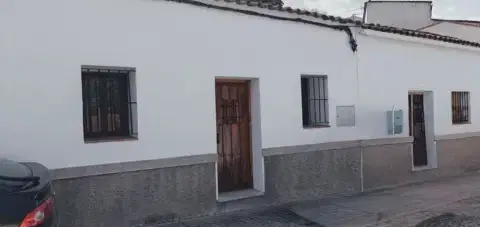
[423,22,480,43]
[2,0,480,169]
[0,0,358,168]
[357,31,480,138]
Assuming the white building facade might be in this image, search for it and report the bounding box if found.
[2,0,480,226]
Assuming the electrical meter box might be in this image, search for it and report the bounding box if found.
[336,105,355,127]
[387,110,403,135]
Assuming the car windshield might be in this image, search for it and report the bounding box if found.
[0,158,33,191]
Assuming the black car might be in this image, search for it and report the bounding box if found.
[0,158,59,227]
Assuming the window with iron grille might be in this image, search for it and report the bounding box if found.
[301,75,329,127]
[81,66,138,140]
[451,91,470,124]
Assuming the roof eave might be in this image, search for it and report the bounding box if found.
[162,0,361,27]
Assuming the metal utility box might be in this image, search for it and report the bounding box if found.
[387,109,403,135]
[336,105,355,127]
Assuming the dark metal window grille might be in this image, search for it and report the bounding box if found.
[452,91,470,124]
[81,67,137,140]
[301,75,329,127]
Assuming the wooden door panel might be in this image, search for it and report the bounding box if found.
[216,81,253,193]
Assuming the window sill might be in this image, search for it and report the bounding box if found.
[303,125,331,129]
[84,136,138,144]
[452,122,471,125]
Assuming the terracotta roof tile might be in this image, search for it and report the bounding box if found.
[362,23,480,48]
[168,0,363,25]
[433,19,480,28]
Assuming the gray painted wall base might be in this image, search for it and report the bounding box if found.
[51,135,480,227]
[264,147,362,203]
[53,163,217,227]
[363,136,480,191]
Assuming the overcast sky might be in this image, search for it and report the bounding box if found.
[283,0,480,20]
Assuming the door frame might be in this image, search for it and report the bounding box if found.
[214,77,265,199]
[408,90,437,170]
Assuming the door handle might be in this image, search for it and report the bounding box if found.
[217,133,220,144]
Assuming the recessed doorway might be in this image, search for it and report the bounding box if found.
[215,79,253,193]
[408,91,436,170]
[409,93,428,167]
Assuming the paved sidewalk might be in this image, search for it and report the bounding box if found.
[292,173,480,227]
[161,173,480,227]
[160,208,324,227]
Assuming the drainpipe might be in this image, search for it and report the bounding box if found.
[392,105,396,135]
[352,27,364,193]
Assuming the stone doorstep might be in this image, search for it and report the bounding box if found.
[217,189,264,203]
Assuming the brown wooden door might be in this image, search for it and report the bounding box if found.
[215,80,253,193]
[409,93,428,167]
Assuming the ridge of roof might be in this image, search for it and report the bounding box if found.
[166,0,362,25]
[362,23,480,48]
[433,19,480,28]
[165,0,480,49]
[165,0,360,52]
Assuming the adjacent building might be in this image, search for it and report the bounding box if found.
[363,0,480,42]
[2,0,480,226]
